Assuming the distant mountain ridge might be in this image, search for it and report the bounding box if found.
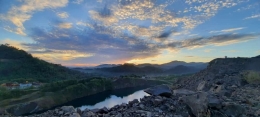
[94,62,207,75]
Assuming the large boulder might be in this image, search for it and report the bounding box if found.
[180,92,209,117]
[144,85,172,97]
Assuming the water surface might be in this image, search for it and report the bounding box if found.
[62,86,150,110]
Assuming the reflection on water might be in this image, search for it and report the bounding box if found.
[60,86,150,111]
[80,90,149,110]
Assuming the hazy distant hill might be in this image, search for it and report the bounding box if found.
[98,63,143,73]
[165,65,201,74]
[159,60,207,69]
[95,64,120,68]
[0,44,88,82]
[97,62,206,75]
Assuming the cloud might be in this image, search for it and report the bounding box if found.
[23,23,162,64]
[223,50,239,53]
[204,49,213,53]
[185,56,195,58]
[209,27,245,33]
[256,50,260,54]
[57,12,69,18]
[168,33,258,49]
[32,50,93,61]
[72,0,83,4]
[0,0,68,35]
[244,14,260,20]
[58,22,72,29]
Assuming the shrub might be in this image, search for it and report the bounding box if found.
[243,71,260,84]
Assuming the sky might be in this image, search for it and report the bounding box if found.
[0,0,260,67]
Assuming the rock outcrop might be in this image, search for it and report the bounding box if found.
[144,85,172,97]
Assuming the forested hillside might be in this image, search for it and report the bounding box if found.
[0,44,88,82]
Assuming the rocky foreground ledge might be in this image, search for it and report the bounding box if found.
[2,83,260,117]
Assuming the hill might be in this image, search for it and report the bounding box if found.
[0,44,88,82]
[96,63,205,75]
[98,63,143,73]
[160,60,207,69]
[165,65,201,74]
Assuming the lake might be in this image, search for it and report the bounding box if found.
[62,86,150,110]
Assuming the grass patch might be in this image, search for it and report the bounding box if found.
[243,71,260,84]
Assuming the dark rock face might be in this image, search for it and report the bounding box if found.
[144,85,172,97]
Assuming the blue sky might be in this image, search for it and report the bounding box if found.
[0,0,260,66]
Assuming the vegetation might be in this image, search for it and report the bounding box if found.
[41,78,112,92]
[243,71,260,84]
[0,87,36,100]
[0,44,89,82]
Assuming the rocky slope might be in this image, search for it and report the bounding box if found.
[0,78,166,116]
[2,56,260,117]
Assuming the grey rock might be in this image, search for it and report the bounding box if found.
[197,81,206,91]
[144,85,172,97]
[97,107,109,114]
[82,111,96,117]
[61,106,76,113]
[173,89,195,96]
[208,96,222,109]
[58,111,64,115]
[129,99,139,106]
[153,99,163,106]
[180,92,208,117]
[139,104,145,110]
[69,113,81,117]
[223,104,245,117]
[173,115,183,117]
[115,113,122,117]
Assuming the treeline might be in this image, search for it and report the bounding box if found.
[0,78,112,101]
[0,87,36,100]
[41,78,112,92]
[40,78,113,101]
[0,44,89,82]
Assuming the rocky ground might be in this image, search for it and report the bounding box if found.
[1,57,260,117]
